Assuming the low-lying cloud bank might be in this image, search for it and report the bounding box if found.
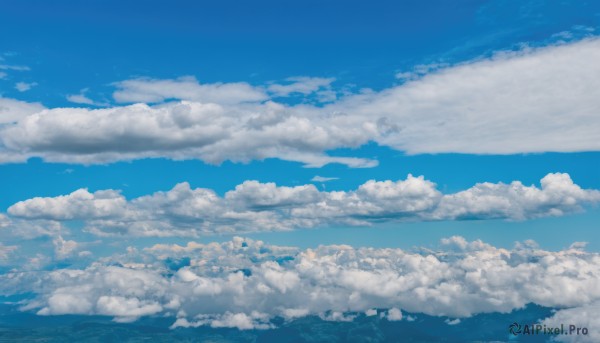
[1,38,600,166]
[0,236,598,342]
[4,173,599,237]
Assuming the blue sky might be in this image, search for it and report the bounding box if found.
[1,0,600,339]
[2,0,599,105]
[1,0,599,251]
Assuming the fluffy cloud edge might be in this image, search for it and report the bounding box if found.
[3,173,599,237]
[0,235,599,341]
[1,38,600,167]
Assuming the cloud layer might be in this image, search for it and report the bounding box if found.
[1,39,600,166]
[5,173,599,237]
[0,236,597,342]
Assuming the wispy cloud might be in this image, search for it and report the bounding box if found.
[0,64,30,71]
[15,82,37,92]
[311,175,339,182]
[112,76,268,104]
[66,88,109,106]
[66,94,95,105]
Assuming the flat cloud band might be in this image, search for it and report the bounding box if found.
[3,173,599,237]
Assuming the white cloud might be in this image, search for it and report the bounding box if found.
[225,180,321,209]
[66,94,96,105]
[543,302,598,342]
[113,76,268,104]
[1,39,599,166]
[37,293,93,315]
[0,97,45,124]
[66,88,109,106]
[0,243,17,261]
[172,311,273,330]
[365,308,377,316]
[0,101,376,167]
[6,173,599,237]
[395,62,449,81]
[267,76,335,97]
[15,82,37,92]
[96,295,162,322]
[343,38,600,155]
[53,236,80,259]
[0,214,65,239]
[8,189,126,221]
[14,221,65,239]
[432,173,600,220]
[311,175,339,182]
[27,253,51,271]
[0,64,30,71]
[320,311,356,322]
[0,71,6,79]
[3,236,600,334]
[386,308,403,321]
[445,318,461,325]
[0,214,9,228]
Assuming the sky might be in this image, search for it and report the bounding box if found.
[1,0,600,341]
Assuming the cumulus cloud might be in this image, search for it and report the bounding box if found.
[344,38,600,155]
[172,312,273,330]
[2,236,600,335]
[8,188,127,221]
[52,236,80,260]
[5,173,600,237]
[385,308,403,321]
[432,173,600,220]
[395,62,449,81]
[0,97,44,124]
[0,39,599,166]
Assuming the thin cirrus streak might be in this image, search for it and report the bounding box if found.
[3,173,599,238]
